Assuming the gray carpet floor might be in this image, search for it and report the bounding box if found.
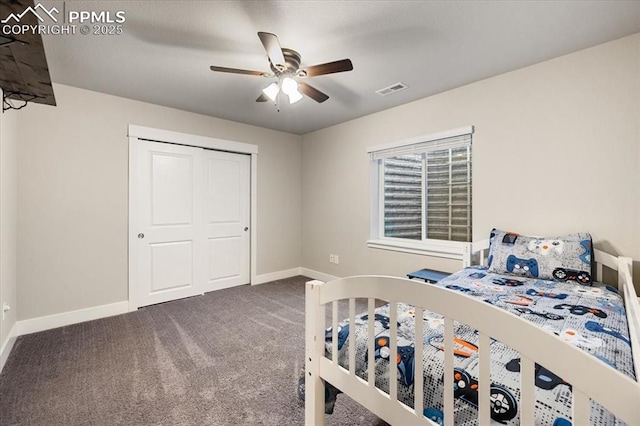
[0,276,388,425]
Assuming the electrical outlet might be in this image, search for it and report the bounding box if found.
[2,303,10,320]
[334,255,339,264]
[329,254,335,263]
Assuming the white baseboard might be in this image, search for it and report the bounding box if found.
[253,267,302,285]
[16,301,129,336]
[0,322,17,374]
[299,267,340,283]
[253,267,341,285]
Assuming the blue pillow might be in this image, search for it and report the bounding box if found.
[487,229,593,285]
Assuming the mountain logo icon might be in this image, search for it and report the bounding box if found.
[1,3,59,24]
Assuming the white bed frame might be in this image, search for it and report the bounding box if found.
[305,242,640,425]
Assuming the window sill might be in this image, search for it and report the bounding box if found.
[366,238,470,261]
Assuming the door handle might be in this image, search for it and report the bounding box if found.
[244,227,248,232]
[138,233,145,239]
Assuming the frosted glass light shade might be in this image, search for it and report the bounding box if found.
[287,90,303,104]
[262,82,279,102]
[281,77,302,104]
[281,77,297,94]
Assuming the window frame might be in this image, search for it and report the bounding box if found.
[367,126,474,260]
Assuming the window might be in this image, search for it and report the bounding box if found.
[367,127,473,259]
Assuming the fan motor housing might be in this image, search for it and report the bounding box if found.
[270,48,301,74]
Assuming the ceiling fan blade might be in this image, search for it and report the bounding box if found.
[298,82,329,103]
[299,59,353,77]
[210,66,265,76]
[256,93,269,102]
[257,32,286,70]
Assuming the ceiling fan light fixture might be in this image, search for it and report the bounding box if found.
[287,90,303,104]
[262,82,279,102]
[211,32,352,105]
[281,77,298,93]
[281,77,302,104]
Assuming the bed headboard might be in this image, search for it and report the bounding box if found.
[466,239,632,285]
[463,239,490,267]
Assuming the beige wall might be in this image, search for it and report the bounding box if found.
[1,89,19,353]
[301,34,640,289]
[16,84,302,320]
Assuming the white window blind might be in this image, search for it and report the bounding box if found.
[382,153,423,240]
[370,134,471,161]
[370,128,473,248]
[424,144,472,242]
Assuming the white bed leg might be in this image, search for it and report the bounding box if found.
[306,280,326,426]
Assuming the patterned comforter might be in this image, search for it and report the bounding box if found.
[324,267,635,425]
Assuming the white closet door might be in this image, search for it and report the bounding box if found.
[202,150,250,292]
[135,141,205,307]
[133,141,251,308]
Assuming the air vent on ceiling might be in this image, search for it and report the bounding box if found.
[375,82,408,96]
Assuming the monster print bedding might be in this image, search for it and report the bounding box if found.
[322,267,635,425]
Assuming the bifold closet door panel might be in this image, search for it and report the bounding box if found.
[202,150,250,292]
[133,141,251,308]
[135,141,206,307]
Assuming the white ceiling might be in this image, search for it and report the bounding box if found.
[40,1,640,135]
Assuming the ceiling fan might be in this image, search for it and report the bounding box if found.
[210,32,353,105]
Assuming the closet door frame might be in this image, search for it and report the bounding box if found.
[127,124,258,312]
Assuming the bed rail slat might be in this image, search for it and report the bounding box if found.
[520,356,536,425]
[414,307,424,417]
[596,263,603,282]
[367,298,376,386]
[389,302,398,402]
[478,332,491,425]
[349,298,356,374]
[594,248,618,271]
[332,301,338,364]
[572,389,590,425]
[444,317,455,426]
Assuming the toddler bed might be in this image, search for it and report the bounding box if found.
[304,231,640,425]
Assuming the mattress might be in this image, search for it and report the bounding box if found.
[324,266,636,425]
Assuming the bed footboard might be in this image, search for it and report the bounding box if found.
[305,272,640,426]
[305,279,327,425]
